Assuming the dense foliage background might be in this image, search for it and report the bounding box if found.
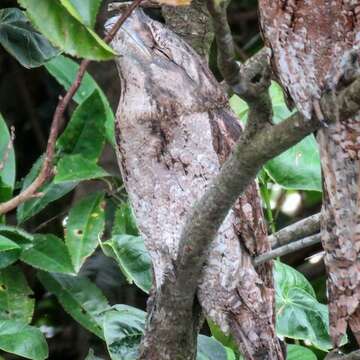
[0,0,353,359]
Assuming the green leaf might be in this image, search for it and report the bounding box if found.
[0,321,48,360]
[0,8,59,68]
[55,154,109,183]
[65,192,105,272]
[59,0,102,28]
[0,114,15,202]
[45,55,115,144]
[0,250,21,269]
[0,235,20,252]
[112,203,139,237]
[102,235,152,293]
[0,266,34,323]
[286,344,317,360]
[17,156,77,223]
[38,272,110,339]
[274,261,345,350]
[18,0,115,60]
[229,82,322,192]
[207,319,238,355]
[21,234,74,274]
[0,225,33,246]
[57,90,106,160]
[197,335,231,360]
[103,305,146,360]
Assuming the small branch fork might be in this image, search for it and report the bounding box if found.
[0,0,143,216]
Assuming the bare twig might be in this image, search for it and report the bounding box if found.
[0,0,143,216]
[269,213,321,248]
[0,126,15,173]
[254,234,321,266]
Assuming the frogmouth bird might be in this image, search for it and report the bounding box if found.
[106,8,284,360]
[258,1,360,347]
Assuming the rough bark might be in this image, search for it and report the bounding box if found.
[258,0,360,346]
[107,9,283,360]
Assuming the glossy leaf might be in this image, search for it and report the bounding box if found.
[57,90,106,160]
[18,0,115,60]
[38,272,110,339]
[229,82,322,191]
[197,335,232,360]
[0,225,33,246]
[21,234,74,274]
[17,156,77,223]
[102,235,152,293]
[0,228,25,268]
[65,192,105,272]
[287,344,317,360]
[274,261,345,350]
[0,114,15,202]
[112,203,139,237]
[54,154,109,183]
[0,249,21,269]
[0,8,59,68]
[0,321,48,360]
[0,266,34,323]
[45,55,115,144]
[59,0,102,28]
[103,305,146,360]
[0,235,20,253]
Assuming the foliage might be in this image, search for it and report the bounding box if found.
[0,0,338,359]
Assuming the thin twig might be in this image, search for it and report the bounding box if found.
[0,126,15,173]
[254,234,321,266]
[0,0,143,216]
[269,213,321,248]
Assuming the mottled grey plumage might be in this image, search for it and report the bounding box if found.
[107,9,283,359]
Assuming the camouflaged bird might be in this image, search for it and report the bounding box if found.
[106,8,284,359]
[258,1,360,347]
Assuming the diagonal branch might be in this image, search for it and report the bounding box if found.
[174,74,360,304]
[0,0,143,216]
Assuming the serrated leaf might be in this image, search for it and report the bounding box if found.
[65,192,105,273]
[102,235,152,293]
[103,305,146,360]
[21,234,74,274]
[59,0,102,28]
[274,261,346,350]
[0,8,59,68]
[38,272,110,339]
[0,235,20,252]
[0,114,15,202]
[17,156,77,223]
[0,321,48,360]
[45,55,115,144]
[0,265,34,323]
[54,154,109,183]
[18,0,115,60]
[230,81,322,191]
[287,344,317,360]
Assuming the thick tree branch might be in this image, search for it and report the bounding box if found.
[269,213,321,248]
[174,74,360,308]
[0,0,143,216]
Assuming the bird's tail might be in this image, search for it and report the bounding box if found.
[317,116,360,347]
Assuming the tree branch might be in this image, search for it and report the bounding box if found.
[269,213,321,248]
[0,0,143,216]
[174,74,360,309]
[254,234,321,266]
